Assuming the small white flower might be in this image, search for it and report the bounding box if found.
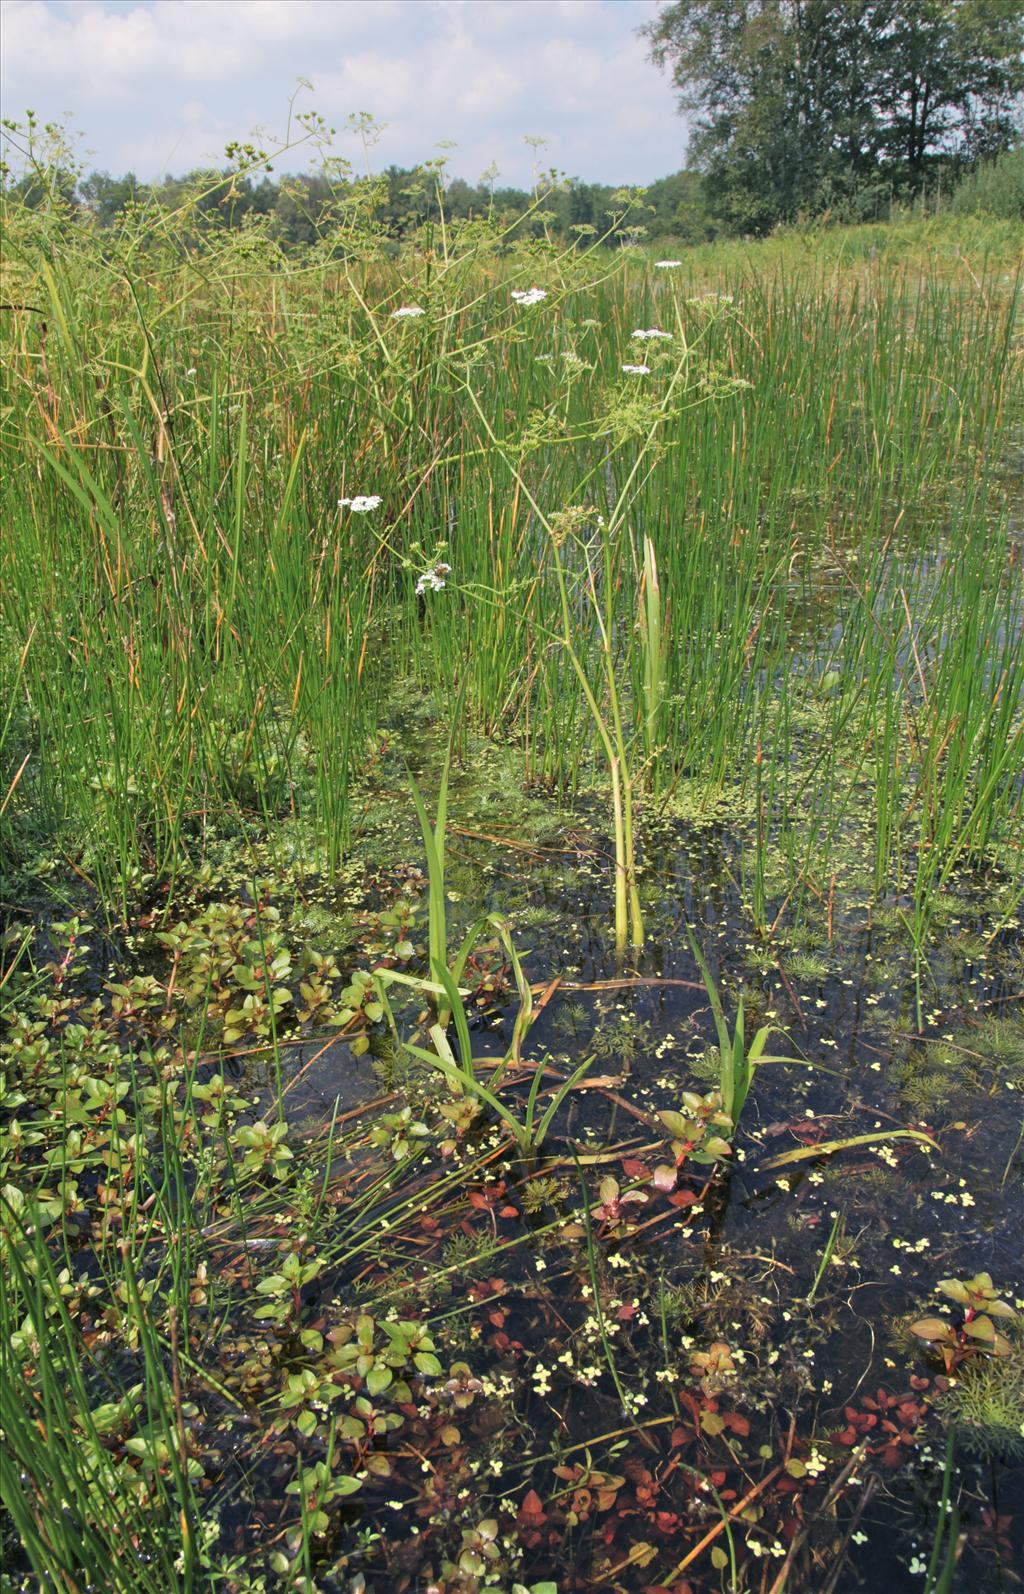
[392,305,425,319]
[621,363,651,375]
[338,495,382,513]
[511,287,548,306]
[185,366,197,377]
[655,259,682,269]
[631,328,672,340]
[415,561,451,596]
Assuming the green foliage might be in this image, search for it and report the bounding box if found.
[685,927,791,1131]
[910,1272,1018,1368]
[0,138,1022,1589]
[937,1337,1024,1459]
[949,144,1024,217]
[644,0,1024,232]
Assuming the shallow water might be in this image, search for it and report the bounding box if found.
[3,733,1021,1592]
[244,801,1023,1591]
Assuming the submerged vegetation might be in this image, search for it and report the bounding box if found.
[1,142,1022,1593]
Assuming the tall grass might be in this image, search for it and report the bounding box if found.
[1,178,1021,947]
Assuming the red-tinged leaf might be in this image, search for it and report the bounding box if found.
[617,1302,638,1321]
[910,1374,930,1391]
[653,1164,678,1192]
[669,1427,688,1448]
[518,1488,547,1528]
[621,1159,649,1178]
[910,1317,955,1342]
[669,1188,699,1207]
[499,1205,518,1218]
[723,1412,750,1437]
[679,1393,703,1426]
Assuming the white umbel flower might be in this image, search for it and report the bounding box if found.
[338,495,382,512]
[621,363,651,375]
[415,562,451,596]
[655,259,682,269]
[631,328,672,340]
[511,287,548,306]
[392,306,425,319]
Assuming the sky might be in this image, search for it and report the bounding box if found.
[0,0,690,187]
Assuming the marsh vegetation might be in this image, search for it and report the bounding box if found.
[1,159,1022,1592]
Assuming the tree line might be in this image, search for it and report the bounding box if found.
[4,0,1022,251]
[6,158,723,249]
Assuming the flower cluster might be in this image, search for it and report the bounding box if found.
[338,495,382,513]
[655,259,682,269]
[631,328,672,340]
[391,305,425,319]
[511,287,548,306]
[415,562,451,596]
[621,363,651,376]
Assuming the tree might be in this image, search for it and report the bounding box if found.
[79,171,140,226]
[643,0,1024,231]
[875,1,1024,177]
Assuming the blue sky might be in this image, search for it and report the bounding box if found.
[0,0,689,186]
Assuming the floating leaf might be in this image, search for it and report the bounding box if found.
[760,1128,937,1169]
[909,1317,955,1342]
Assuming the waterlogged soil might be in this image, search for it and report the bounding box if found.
[208,786,1024,1593]
[3,776,1023,1593]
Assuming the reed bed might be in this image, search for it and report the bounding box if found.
[3,201,1021,932]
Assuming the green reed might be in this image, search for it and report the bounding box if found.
[2,171,1021,938]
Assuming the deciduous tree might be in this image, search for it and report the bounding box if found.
[643,0,1024,230]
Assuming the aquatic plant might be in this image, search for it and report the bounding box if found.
[910,1273,1017,1369]
[938,1344,1024,1460]
[684,926,791,1133]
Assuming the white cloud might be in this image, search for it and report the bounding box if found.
[0,0,685,183]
